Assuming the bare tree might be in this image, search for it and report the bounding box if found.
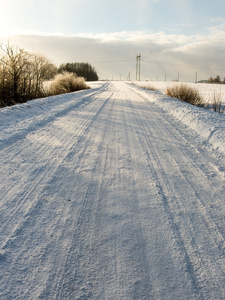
[0,43,57,107]
[32,54,57,98]
[0,43,31,104]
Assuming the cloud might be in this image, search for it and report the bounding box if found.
[1,28,225,82]
[210,17,225,23]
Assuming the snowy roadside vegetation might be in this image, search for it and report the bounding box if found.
[133,81,225,113]
[0,44,57,107]
[49,72,89,95]
[166,83,204,107]
[0,44,95,108]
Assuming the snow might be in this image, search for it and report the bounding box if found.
[133,81,225,105]
[129,82,225,154]
[1,81,225,299]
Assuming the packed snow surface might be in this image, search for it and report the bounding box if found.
[1,81,225,299]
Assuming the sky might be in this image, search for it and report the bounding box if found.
[0,0,225,81]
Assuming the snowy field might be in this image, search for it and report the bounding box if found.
[133,81,225,106]
[1,81,225,299]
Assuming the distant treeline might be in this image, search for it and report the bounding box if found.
[0,43,99,107]
[58,63,99,81]
[207,75,225,84]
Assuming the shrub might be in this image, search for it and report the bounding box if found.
[49,72,89,95]
[166,83,203,106]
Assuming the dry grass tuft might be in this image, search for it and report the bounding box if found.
[141,85,156,91]
[50,72,89,95]
[211,89,224,113]
[166,83,203,106]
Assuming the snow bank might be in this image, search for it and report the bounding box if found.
[0,82,104,146]
[128,83,225,154]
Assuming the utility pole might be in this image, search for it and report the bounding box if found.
[195,72,198,84]
[136,53,141,81]
[138,54,141,81]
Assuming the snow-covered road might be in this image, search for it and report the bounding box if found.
[1,82,225,299]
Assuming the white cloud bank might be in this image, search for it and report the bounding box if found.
[1,25,225,82]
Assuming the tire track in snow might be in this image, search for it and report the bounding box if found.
[111,90,153,299]
[46,86,153,299]
[87,89,153,299]
[1,82,225,299]
[0,85,115,298]
[0,83,109,152]
[42,87,116,299]
[115,94,197,299]
[126,87,225,299]
[0,84,112,250]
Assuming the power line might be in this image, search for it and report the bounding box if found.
[89,59,135,64]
